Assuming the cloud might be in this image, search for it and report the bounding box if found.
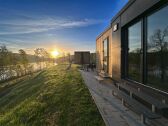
[0,16,104,35]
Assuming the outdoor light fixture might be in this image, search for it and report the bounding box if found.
[113,23,119,32]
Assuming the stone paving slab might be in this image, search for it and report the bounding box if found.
[80,70,145,126]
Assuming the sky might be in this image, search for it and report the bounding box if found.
[0,0,128,54]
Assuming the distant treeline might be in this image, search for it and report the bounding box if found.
[12,53,48,63]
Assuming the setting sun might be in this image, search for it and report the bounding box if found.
[51,50,59,58]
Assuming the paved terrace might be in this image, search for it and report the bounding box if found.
[80,70,145,126]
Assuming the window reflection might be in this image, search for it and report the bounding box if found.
[128,21,142,82]
[147,6,168,91]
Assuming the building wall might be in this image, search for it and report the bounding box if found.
[111,17,121,80]
[120,0,160,27]
[109,0,162,80]
[96,0,168,118]
[96,0,164,80]
[96,32,103,73]
[96,27,112,77]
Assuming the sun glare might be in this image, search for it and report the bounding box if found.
[51,50,59,58]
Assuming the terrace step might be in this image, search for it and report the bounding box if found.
[99,71,109,78]
[95,76,104,83]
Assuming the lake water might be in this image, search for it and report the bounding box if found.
[0,62,55,81]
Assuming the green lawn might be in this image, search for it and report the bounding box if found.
[0,64,105,126]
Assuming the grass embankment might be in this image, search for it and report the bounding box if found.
[0,64,105,126]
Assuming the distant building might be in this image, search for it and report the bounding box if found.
[90,53,96,64]
[74,51,90,64]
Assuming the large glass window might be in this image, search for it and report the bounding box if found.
[125,5,168,92]
[103,38,109,73]
[147,6,168,91]
[128,21,142,82]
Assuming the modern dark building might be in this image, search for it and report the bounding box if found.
[74,51,90,64]
[96,0,168,122]
[90,53,96,64]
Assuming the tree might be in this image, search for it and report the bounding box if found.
[35,48,43,70]
[0,45,11,80]
[10,53,20,77]
[42,50,52,67]
[149,26,168,82]
[0,45,10,66]
[8,52,16,78]
[34,48,43,70]
[62,52,66,63]
[66,52,70,62]
[19,49,29,75]
[34,48,52,70]
[41,49,50,67]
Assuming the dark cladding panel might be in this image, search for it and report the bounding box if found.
[83,52,90,64]
[111,17,122,80]
[121,0,160,27]
[74,51,90,64]
[112,17,121,48]
[74,52,82,64]
[90,53,96,64]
